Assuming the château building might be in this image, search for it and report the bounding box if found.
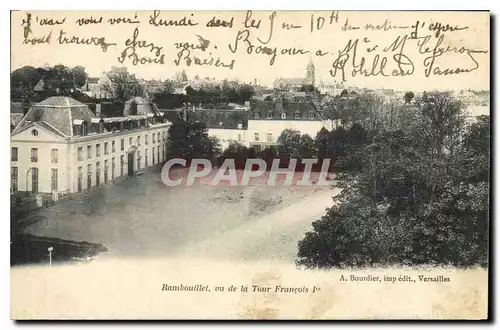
[10,96,170,197]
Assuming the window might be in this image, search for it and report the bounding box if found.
[96,144,101,157]
[157,146,161,162]
[31,167,39,194]
[112,141,116,153]
[99,121,104,133]
[267,133,273,142]
[121,139,124,151]
[137,151,141,169]
[145,134,149,145]
[267,111,273,119]
[281,113,287,119]
[82,122,88,135]
[137,136,141,146]
[157,133,160,142]
[96,162,101,186]
[104,160,109,183]
[120,155,124,176]
[51,149,58,163]
[152,149,155,164]
[87,164,92,189]
[238,133,242,141]
[162,146,165,162]
[145,149,148,167]
[294,112,301,120]
[87,145,92,159]
[308,112,315,119]
[152,133,156,143]
[254,133,260,142]
[253,112,260,119]
[77,166,83,192]
[104,142,109,155]
[51,168,58,192]
[11,147,18,162]
[78,147,83,161]
[112,157,115,180]
[11,167,18,192]
[163,132,166,141]
[129,137,133,146]
[31,129,38,136]
[31,148,38,162]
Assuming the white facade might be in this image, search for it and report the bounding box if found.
[207,128,248,150]
[246,119,334,149]
[207,119,335,151]
[11,123,170,195]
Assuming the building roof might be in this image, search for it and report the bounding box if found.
[33,78,46,92]
[123,97,162,117]
[274,78,306,86]
[250,99,323,119]
[13,96,98,137]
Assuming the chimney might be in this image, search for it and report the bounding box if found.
[96,103,102,117]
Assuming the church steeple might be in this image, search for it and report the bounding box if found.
[306,57,315,86]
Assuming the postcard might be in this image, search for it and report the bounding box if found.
[10,10,490,320]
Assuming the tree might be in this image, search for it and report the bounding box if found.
[237,84,255,104]
[297,92,489,268]
[167,116,221,162]
[11,64,92,102]
[163,79,175,94]
[102,74,144,104]
[277,129,301,158]
[71,66,88,88]
[298,134,316,158]
[404,91,415,104]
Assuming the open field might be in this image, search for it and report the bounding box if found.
[21,170,339,262]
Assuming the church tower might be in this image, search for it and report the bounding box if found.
[306,57,315,85]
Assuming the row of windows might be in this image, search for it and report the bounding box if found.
[76,147,167,192]
[253,112,317,120]
[253,133,275,142]
[10,132,167,163]
[10,167,57,194]
[11,146,168,194]
[11,147,53,163]
[77,132,167,162]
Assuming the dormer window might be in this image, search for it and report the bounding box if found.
[82,122,88,135]
[281,113,287,119]
[294,112,301,120]
[73,119,87,136]
[267,111,273,119]
[253,112,260,119]
[308,112,315,119]
[31,129,38,136]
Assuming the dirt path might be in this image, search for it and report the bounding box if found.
[178,187,342,262]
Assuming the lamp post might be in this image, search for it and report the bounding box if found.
[48,246,53,268]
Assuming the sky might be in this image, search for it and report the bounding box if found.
[11,10,490,91]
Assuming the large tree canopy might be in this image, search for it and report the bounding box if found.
[297,92,489,268]
[11,64,89,102]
